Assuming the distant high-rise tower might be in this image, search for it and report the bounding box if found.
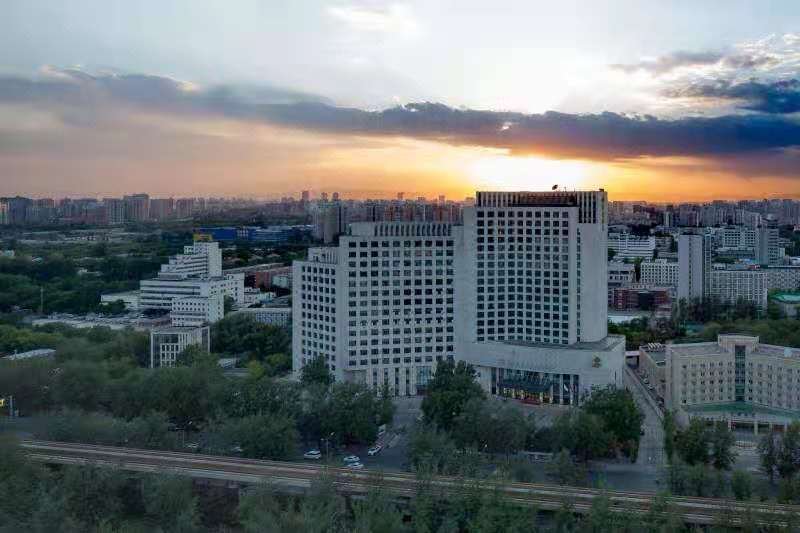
[332,192,340,201]
[321,192,329,202]
[103,198,126,225]
[123,194,150,222]
[301,191,310,203]
[397,192,405,201]
[677,234,709,300]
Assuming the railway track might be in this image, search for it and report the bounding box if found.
[20,440,799,525]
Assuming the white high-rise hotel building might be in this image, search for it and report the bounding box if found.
[293,190,624,403]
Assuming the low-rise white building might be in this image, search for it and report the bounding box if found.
[640,259,679,288]
[4,348,56,361]
[608,233,656,260]
[149,326,210,368]
[170,293,224,327]
[234,306,291,327]
[608,261,635,288]
[100,290,140,311]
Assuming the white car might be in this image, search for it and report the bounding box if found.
[347,462,364,469]
[343,455,360,464]
[304,450,322,460]
[367,445,382,456]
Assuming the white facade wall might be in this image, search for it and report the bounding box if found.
[667,335,800,412]
[160,242,222,279]
[767,267,800,292]
[640,259,679,287]
[139,276,226,309]
[607,233,655,260]
[222,272,245,304]
[236,306,292,327]
[293,222,455,395]
[454,190,621,404]
[170,293,224,327]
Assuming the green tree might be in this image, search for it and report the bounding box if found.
[52,359,109,411]
[319,382,391,445]
[141,474,199,532]
[675,418,710,466]
[224,295,235,314]
[224,413,298,460]
[547,449,586,487]
[421,359,485,431]
[552,410,612,462]
[60,465,127,528]
[758,432,778,482]
[582,386,644,459]
[408,424,458,474]
[686,463,711,497]
[352,486,407,533]
[777,423,800,480]
[466,486,538,533]
[301,355,334,387]
[662,410,677,464]
[246,359,266,380]
[238,483,301,533]
[297,475,347,533]
[709,422,737,470]
[731,470,753,501]
[264,352,291,376]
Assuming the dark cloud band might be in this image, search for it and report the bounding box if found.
[2,68,800,162]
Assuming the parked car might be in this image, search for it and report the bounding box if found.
[367,445,382,456]
[230,445,243,454]
[347,462,364,470]
[343,455,360,464]
[185,443,200,452]
[303,450,322,460]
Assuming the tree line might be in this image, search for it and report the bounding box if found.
[408,360,645,486]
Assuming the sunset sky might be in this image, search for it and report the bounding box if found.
[1,1,800,201]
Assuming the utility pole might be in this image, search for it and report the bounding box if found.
[40,286,44,315]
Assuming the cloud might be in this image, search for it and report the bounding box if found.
[610,51,724,75]
[2,68,800,164]
[665,78,800,114]
[611,33,800,78]
[327,3,417,35]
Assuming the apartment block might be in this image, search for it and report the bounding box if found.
[707,268,768,311]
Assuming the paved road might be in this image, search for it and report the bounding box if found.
[624,367,665,469]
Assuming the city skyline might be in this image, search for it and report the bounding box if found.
[2,2,800,201]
